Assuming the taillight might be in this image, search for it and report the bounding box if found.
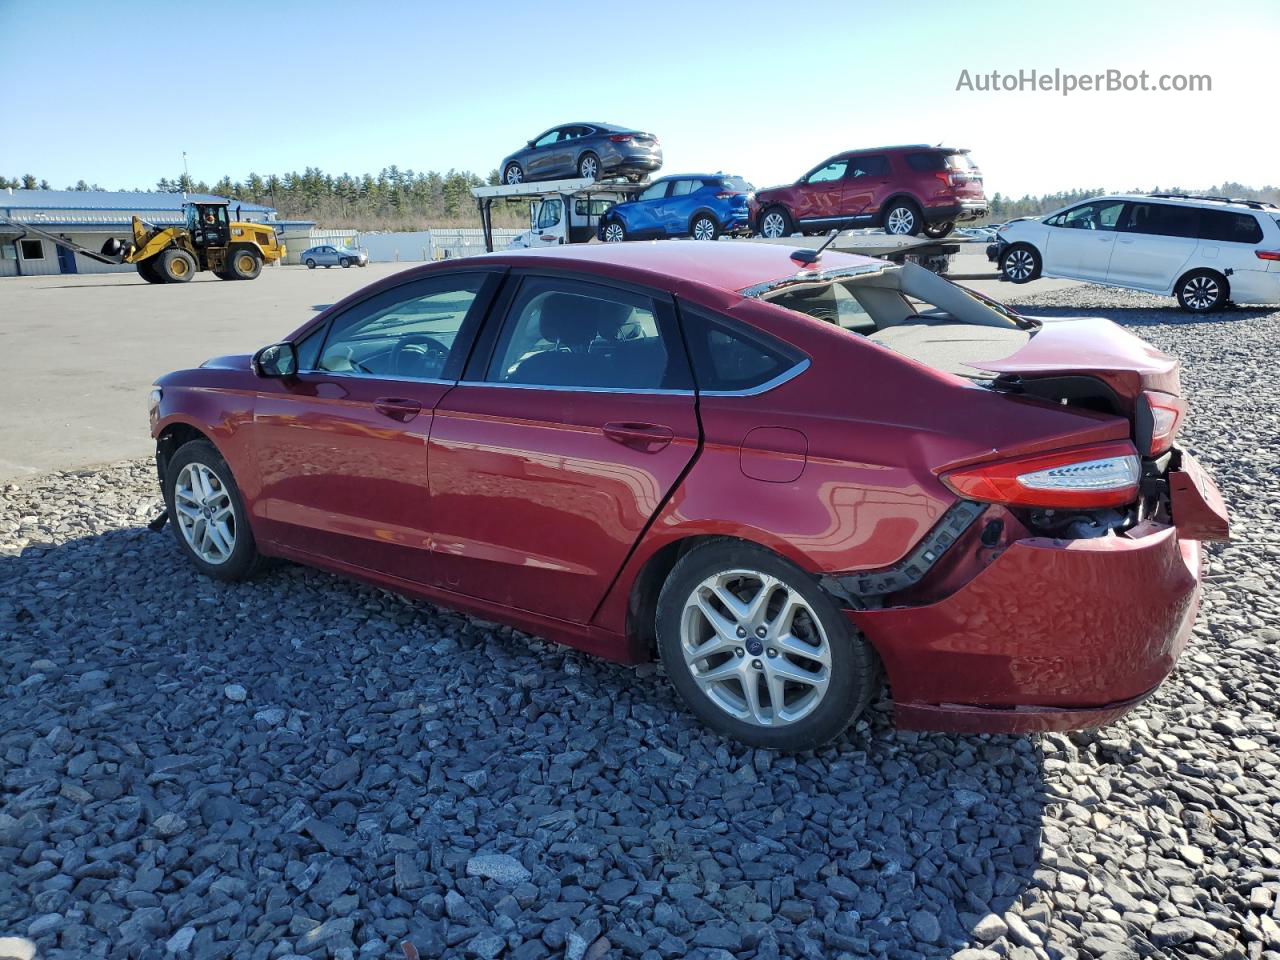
[609,134,633,142]
[716,191,742,200]
[941,441,1141,508]
[1143,390,1185,456]
[935,172,954,188]
[1256,250,1280,261]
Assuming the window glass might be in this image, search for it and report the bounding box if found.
[906,152,947,173]
[945,152,977,170]
[639,181,669,202]
[808,160,848,184]
[1199,210,1264,244]
[671,180,700,197]
[1061,201,1126,231]
[487,278,686,390]
[18,239,44,259]
[574,199,614,217]
[719,177,753,193]
[317,275,484,380]
[1121,203,1200,238]
[766,284,875,333]
[848,156,890,178]
[533,129,559,147]
[295,324,326,371]
[680,304,804,392]
[537,199,563,229]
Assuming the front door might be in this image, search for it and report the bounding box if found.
[795,158,849,228]
[428,273,699,622]
[530,198,565,246]
[1044,199,1127,281]
[252,269,501,583]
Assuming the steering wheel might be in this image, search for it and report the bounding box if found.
[392,335,449,378]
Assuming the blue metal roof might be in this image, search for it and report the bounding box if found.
[0,189,275,213]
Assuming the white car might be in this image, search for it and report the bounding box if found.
[992,194,1280,312]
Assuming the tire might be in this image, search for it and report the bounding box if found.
[577,152,600,181]
[923,221,955,239]
[656,539,880,750]
[305,258,316,269]
[758,206,793,239]
[227,247,262,281]
[1176,269,1228,313]
[1000,242,1042,283]
[883,200,923,236]
[163,440,262,582]
[158,248,197,283]
[340,258,351,268]
[691,214,720,241]
[601,219,627,243]
[504,163,523,185]
[137,259,165,283]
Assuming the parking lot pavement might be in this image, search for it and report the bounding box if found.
[0,263,418,482]
[2,286,1277,958]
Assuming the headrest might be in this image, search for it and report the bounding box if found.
[537,292,632,347]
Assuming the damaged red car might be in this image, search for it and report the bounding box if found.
[151,242,1229,750]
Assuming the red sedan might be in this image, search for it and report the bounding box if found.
[151,242,1228,750]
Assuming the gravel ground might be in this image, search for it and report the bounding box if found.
[1,285,1278,960]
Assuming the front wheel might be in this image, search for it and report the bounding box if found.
[656,540,880,750]
[228,248,262,280]
[923,221,954,239]
[137,259,165,283]
[601,220,626,243]
[504,163,523,185]
[1000,243,1041,283]
[691,215,719,241]
[305,258,316,269]
[883,201,922,236]
[340,258,351,268]
[163,440,262,581]
[577,152,600,180]
[758,207,793,239]
[1176,269,1228,312]
[159,248,197,283]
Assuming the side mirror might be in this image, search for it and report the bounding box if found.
[253,342,298,378]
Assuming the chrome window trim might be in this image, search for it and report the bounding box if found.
[461,357,810,398]
[699,358,810,397]
[298,369,455,386]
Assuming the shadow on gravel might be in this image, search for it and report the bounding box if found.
[1,527,1048,960]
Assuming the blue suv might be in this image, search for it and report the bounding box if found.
[597,174,754,242]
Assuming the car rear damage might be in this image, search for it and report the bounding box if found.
[747,257,1230,732]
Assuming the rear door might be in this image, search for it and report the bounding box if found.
[252,269,501,582]
[663,178,702,234]
[427,272,699,621]
[1109,202,1199,291]
[795,158,848,227]
[1044,199,1127,281]
[842,155,891,224]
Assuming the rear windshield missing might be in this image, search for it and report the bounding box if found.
[945,152,977,170]
[719,177,753,192]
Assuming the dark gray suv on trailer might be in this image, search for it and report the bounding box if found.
[500,123,662,184]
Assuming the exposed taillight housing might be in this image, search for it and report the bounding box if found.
[1141,390,1185,456]
[716,191,742,200]
[934,172,954,189]
[609,134,633,143]
[1255,250,1280,261]
[941,441,1142,508]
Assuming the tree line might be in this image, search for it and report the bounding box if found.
[3,170,1277,231]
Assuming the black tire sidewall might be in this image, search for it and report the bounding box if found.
[692,215,719,240]
[1001,243,1041,283]
[579,153,599,179]
[163,440,259,581]
[161,249,195,282]
[761,206,791,239]
[505,164,522,185]
[306,259,316,269]
[885,201,922,236]
[1177,269,1227,312]
[656,540,877,750]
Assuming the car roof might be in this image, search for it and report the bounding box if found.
[840,144,967,155]
[476,242,884,295]
[654,173,739,181]
[1098,193,1275,213]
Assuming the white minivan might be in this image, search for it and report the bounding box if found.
[993,194,1280,312]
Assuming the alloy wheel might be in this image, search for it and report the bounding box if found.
[1004,248,1035,281]
[1182,275,1219,310]
[680,569,831,727]
[579,155,598,179]
[885,206,915,234]
[761,211,786,238]
[505,166,522,185]
[692,218,716,241]
[603,222,625,242]
[173,462,236,565]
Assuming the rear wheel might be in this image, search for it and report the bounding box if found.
[163,440,261,581]
[305,258,316,269]
[577,152,600,180]
[656,539,880,750]
[1000,242,1041,283]
[227,247,262,281]
[923,221,955,239]
[691,214,719,241]
[601,220,626,243]
[158,248,197,283]
[1176,269,1228,312]
[758,206,793,239]
[504,163,523,185]
[883,200,923,236]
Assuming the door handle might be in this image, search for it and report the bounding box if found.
[374,397,423,422]
[603,421,674,452]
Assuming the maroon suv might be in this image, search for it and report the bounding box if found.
[754,144,988,239]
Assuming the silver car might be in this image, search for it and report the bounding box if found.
[500,122,662,185]
[301,245,368,269]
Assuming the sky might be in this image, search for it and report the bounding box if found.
[3,0,1279,199]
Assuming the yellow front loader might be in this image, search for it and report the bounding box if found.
[101,200,286,283]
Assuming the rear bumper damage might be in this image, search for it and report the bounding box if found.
[847,450,1227,734]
